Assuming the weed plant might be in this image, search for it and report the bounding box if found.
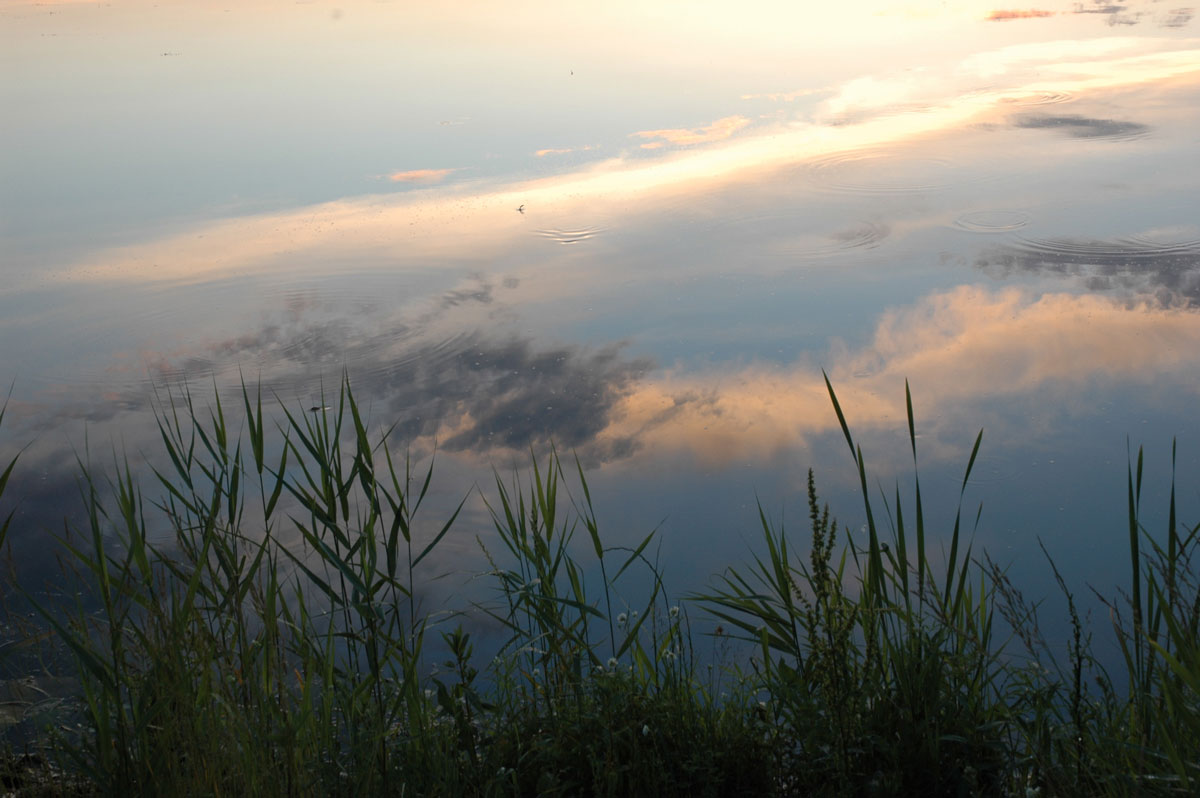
[699,379,1006,796]
[0,377,1198,796]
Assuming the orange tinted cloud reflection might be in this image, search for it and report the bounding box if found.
[632,115,751,149]
[588,288,1200,466]
[987,9,1056,21]
[535,145,596,157]
[388,168,456,183]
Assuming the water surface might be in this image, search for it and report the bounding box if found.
[3,0,1200,651]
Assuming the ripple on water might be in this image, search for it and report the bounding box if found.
[1007,233,1200,262]
[998,90,1075,107]
[952,209,1032,234]
[367,330,474,379]
[534,226,605,245]
[957,454,1022,488]
[961,86,1075,108]
[803,149,960,195]
[787,221,891,260]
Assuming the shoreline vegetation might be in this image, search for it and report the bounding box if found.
[1,377,1198,796]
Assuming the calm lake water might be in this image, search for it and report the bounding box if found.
[3,1,1200,652]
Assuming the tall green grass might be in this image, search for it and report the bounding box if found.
[0,389,20,553]
[699,379,1005,795]
[1,377,1198,796]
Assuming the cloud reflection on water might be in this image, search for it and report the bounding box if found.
[4,12,1199,507]
[591,287,1200,466]
[977,233,1200,306]
[987,10,1057,21]
[387,168,458,183]
[33,36,1198,292]
[62,284,1200,475]
[631,116,752,150]
[1012,112,1150,139]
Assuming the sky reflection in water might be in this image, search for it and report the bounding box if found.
[3,0,1200,640]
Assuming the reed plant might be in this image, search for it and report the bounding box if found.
[4,379,773,796]
[0,390,20,554]
[15,378,470,794]
[1,376,1198,795]
[474,451,774,796]
[981,440,1200,796]
[697,379,1009,796]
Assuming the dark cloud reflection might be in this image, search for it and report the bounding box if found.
[976,237,1200,306]
[1162,8,1194,28]
[374,336,652,458]
[8,272,653,466]
[172,324,652,462]
[1012,113,1149,140]
[1069,0,1193,27]
[1072,0,1141,26]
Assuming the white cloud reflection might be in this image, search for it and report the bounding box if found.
[631,116,752,149]
[36,33,1197,290]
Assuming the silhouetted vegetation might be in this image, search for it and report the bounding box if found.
[1,378,1198,795]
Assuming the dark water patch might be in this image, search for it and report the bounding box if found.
[952,209,1032,234]
[977,233,1200,305]
[1161,7,1193,27]
[1070,0,1148,26]
[534,226,605,245]
[803,149,961,195]
[1012,113,1150,141]
[775,220,891,260]
[1073,1,1128,14]
[828,221,890,249]
[956,453,1022,487]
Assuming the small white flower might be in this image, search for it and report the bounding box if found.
[642,724,650,736]
[631,610,638,618]
[617,612,627,625]
[532,668,541,678]
[669,605,680,618]
[607,657,618,669]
